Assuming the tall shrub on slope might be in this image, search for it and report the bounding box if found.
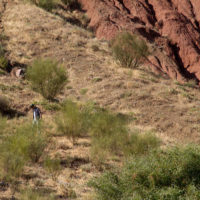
[111,32,150,68]
[27,58,68,100]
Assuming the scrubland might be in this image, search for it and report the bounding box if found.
[0,0,200,199]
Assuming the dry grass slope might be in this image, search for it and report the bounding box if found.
[0,0,200,199]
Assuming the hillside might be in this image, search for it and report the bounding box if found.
[80,0,200,84]
[0,0,200,199]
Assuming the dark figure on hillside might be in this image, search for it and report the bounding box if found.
[30,104,42,126]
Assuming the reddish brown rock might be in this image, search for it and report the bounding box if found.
[79,0,200,84]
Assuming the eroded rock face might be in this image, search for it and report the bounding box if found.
[79,0,200,84]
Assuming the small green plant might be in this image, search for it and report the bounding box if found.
[0,95,11,113]
[16,124,47,163]
[27,58,68,100]
[28,0,58,11]
[55,100,90,143]
[92,77,102,83]
[20,187,55,200]
[123,130,160,156]
[0,124,47,182]
[44,156,61,174]
[90,110,129,158]
[111,32,150,68]
[0,56,8,70]
[89,111,159,164]
[33,100,61,111]
[89,146,200,200]
[0,44,8,71]
[80,88,88,95]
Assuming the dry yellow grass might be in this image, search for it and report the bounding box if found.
[1,0,200,199]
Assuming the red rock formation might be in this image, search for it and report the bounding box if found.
[79,0,200,84]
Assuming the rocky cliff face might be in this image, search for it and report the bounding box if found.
[79,0,200,84]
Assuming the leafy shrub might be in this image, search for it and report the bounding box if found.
[44,156,61,174]
[90,110,159,163]
[0,44,7,69]
[0,96,11,113]
[123,130,160,156]
[16,124,47,162]
[89,146,200,200]
[27,58,68,100]
[0,124,47,182]
[111,32,149,68]
[90,110,129,159]
[0,56,8,70]
[28,0,58,11]
[33,100,61,111]
[80,88,88,95]
[55,100,91,143]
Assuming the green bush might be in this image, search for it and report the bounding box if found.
[90,110,159,163]
[44,156,61,174]
[55,100,90,143]
[27,58,68,100]
[33,100,61,111]
[16,124,47,163]
[111,32,149,68]
[28,0,58,11]
[56,100,159,164]
[0,95,11,113]
[0,124,47,182]
[90,110,129,158]
[0,56,8,70]
[0,44,8,71]
[89,146,200,200]
[123,130,160,156]
[38,0,58,11]
[0,115,6,135]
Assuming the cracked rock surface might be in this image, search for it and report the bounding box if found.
[79,0,200,84]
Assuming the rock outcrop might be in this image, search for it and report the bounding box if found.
[79,0,200,84]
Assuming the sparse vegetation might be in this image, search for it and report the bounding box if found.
[27,58,68,100]
[80,88,88,95]
[20,187,55,200]
[55,100,89,143]
[28,0,58,11]
[16,124,47,163]
[44,156,61,174]
[2,0,200,199]
[0,44,8,71]
[89,110,129,160]
[33,100,61,111]
[0,124,47,182]
[111,32,150,68]
[89,146,200,200]
[90,110,159,164]
[0,95,11,113]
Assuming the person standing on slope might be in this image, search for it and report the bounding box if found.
[30,104,42,127]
